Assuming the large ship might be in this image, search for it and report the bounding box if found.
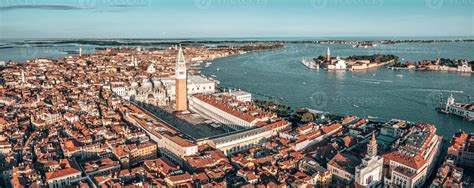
[300,58,319,70]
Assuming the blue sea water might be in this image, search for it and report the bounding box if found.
[201,42,474,140]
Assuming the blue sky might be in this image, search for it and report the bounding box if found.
[0,0,472,38]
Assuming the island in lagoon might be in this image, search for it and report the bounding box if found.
[301,48,399,71]
[389,58,474,73]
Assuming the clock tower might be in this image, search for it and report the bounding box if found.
[175,46,188,111]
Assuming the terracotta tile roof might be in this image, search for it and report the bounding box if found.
[185,150,228,169]
[167,172,192,182]
[352,119,366,128]
[144,157,178,175]
[321,123,342,135]
[163,133,196,147]
[112,146,129,158]
[194,172,209,182]
[296,122,316,134]
[384,151,426,169]
[328,153,361,174]
[46,168,81,181]
[194,94,274,124]
[342,136,356,148]
[0,117,7,125]
[265,120,290,129]
[341,116,356,124]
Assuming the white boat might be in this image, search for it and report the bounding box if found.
[300,58,319,70]
[204,62,213,67]
[216,68,220,71]
[396,74,404,78]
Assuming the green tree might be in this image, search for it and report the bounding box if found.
[301,112,314,123]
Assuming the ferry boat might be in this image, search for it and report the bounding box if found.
[204,62,213,67]
[300,58,319,70]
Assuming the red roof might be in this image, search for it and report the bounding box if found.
[321,123,342,134]
[194,94,273,124]
[46,168,80,181]
[328,153,361,174]
[144,157,178,175]
[163,134,196,148]
[168,172,192,182]
[384,151,426,169]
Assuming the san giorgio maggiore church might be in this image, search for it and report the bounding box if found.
[117,46,216,108]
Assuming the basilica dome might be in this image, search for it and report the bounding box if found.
[142,79,153,90]
[130,81,139,88]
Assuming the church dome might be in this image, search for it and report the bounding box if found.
[152,78,162,87]
[131,81,139,88]
[142,79,153,90]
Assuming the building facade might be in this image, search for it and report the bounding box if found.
[383,124,442,188]
[354,132,384,187]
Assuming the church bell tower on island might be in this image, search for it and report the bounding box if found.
[175,46,188,112]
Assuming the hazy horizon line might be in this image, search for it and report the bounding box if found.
[1,35,474,41]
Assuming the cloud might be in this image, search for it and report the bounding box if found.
[0,4,89,11]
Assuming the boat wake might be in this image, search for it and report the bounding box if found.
[413,88,464,94]
[360,81,381,84]
[360,78,393,83]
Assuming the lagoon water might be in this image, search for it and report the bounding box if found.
[201,43,474,139]
[1,40,473,139]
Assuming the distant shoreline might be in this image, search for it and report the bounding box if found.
[0,38,473,48]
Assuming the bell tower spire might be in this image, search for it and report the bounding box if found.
[326,47,331,62]
[367,132,377,157]
[175,45,188,111]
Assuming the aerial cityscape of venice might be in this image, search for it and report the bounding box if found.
[0,0,473,188]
